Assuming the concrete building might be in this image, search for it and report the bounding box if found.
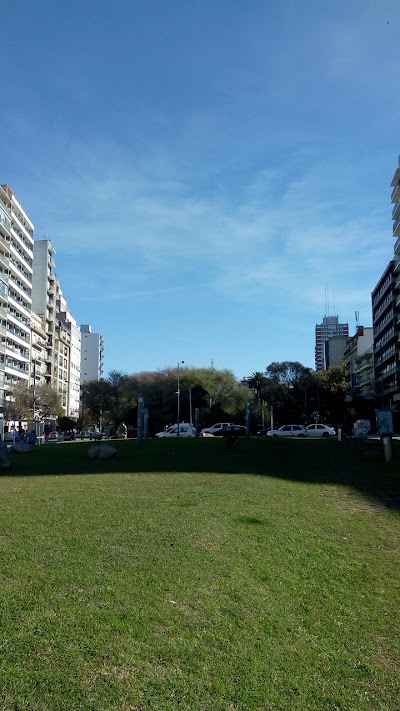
[343,326,374,406]
[324,335,348,369]
[371,155,400,412]
[0,185,34,411]
[57,293,81,419]
[315,315,349,371]
[30,311,47,388]
[80,324,104,383]
[32,239,58,387]
[372,262,397,408]
[32,239,81,418]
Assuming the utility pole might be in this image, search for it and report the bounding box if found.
[177,360,184,436]
[32,362,36,421]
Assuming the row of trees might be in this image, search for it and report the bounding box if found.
[82,367,251,434]
[80,362,351,434]
[6,361,368,433]
[246,362,347,427]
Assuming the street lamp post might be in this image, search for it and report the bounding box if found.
[176,360,184,436]
[32,361,37,422]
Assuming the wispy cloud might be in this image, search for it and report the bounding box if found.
[30,138,392,327]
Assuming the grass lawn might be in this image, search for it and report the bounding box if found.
[0,437,399,710]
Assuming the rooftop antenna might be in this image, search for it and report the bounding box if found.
[355,310,360,329]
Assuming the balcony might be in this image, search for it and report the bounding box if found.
[8,293,30,319]
[393,200,400,221]
[9,259,32,288]
[7,311,30,332]
[9,242,33,272]
[391,183,400,203]
[394,220,400,239]
[4,362,29,378]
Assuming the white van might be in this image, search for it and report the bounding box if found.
[155,423,196,438]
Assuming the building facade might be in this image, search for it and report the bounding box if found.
[315,315,349,371]
[32,239,81,418]
[324,335,348,369]
[343,326,374,408]
[57,293,81,419]
[80,324,104,383]
[371,155,400,412]
[0,185,34,411]
[0,183,93,424]
[372,262,397,408]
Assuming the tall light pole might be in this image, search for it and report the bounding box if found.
[32,362,36,422]
[176,360,184,436]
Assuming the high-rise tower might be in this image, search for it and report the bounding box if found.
[315,315,349,371]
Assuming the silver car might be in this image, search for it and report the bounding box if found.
[267,425,307,438]
[306,424,336,438]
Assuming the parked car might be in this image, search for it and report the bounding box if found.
[213,425,247,437]
[257,427,271,437]
[200,422,235,435]
[155,423,196,438]
[306,423,336,438]
[267,425,307,438]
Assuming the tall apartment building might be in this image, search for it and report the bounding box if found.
[57,293,81,419]
[32,239,81,418]
[32,239,58,385]
[80,324,104,383]
[0,185,34,408]
[315,315,349,371]
[371,155,400,412]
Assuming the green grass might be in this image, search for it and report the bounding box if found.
[0,438,399,710]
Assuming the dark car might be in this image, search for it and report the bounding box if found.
[257,427,271,437]
[214,425,247,437]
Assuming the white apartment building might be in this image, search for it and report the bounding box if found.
[0,185,34,409]
[57,293,81,419]
[80,324,104,383]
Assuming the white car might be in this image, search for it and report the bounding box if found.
[267,425,307,438]
[155,423,196,438]
[200,422,235,436]
[306,423,336,438]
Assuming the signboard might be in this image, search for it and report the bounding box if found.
[376,409,394,436]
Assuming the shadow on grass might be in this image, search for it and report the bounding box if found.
[3,437,400,512]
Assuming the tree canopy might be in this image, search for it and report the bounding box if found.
[82,367,252,433]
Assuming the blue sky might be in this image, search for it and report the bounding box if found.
[1,0,399,379]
